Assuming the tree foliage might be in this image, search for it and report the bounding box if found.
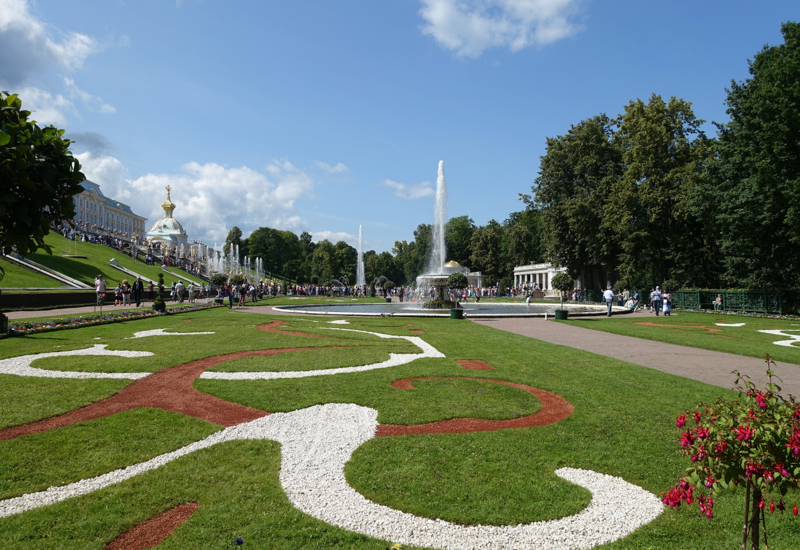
[708,22,800,290]
[0,91,84,262]
[525,114,621,280]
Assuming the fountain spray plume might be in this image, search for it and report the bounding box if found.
[356,225,365,287]
[427,160,448,274]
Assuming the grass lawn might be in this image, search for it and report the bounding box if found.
[560,311,800,365]
[22,232,205,288]
[0,307,798,548]
[0,259,66,289]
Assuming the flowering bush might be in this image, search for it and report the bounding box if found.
[8,303,221,336]
[663,357,799,548]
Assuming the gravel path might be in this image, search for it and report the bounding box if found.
[472,315,800,396]
[0,404,663,550]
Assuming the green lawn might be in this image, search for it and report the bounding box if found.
[0,258,66,289]
[0,308,798,548]
[21,232,205,288]
[560,310,800,365]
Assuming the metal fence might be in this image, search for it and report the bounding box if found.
[578,289,782,314]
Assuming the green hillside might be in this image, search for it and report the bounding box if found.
[0,259,65,289]
[19,233,206,289]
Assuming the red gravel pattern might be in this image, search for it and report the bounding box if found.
[256,320,330,337]
[376,376,573,436]
[104,502,200,550]
[0,347,329,440]
[455,360,495,370]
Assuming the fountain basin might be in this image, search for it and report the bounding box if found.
[273,302,629,318]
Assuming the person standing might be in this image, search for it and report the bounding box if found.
[652,286,663,316]
[187,281,195,303]
[176,280,186,303]
[132,277,144,307]
[95,274,107,306]
[603,286,615,317]
[663,290,672,316]
[147,280,154,302]
[121,279,131,306]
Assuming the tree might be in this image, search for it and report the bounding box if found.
[447,272,468,291]
[551,272,573,311]
[445,215,476,267]
[223,226,243,258]
[524,115,622,280]
[708,22,800,290]
[607,95,712,289]
[470,219,503,284]
[0,92,85,261]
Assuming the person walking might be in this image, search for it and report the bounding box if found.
[114,283,122,306]
[652,286,663,316]
[176,280,186,303]
[95,274,107,306]
[187,282,195,303]
[121,279,131,306]
[603,286,615,317]
[132,277,144,307]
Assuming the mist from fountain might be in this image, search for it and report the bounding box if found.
[356,225,365,287]
[426,160,448,275]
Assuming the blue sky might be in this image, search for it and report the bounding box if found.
[2,0,798,253]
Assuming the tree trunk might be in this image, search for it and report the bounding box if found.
[750,485,762,549]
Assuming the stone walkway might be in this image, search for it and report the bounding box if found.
[6,302,798,396]
[471,314,800,397]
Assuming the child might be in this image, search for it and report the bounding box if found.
[114,284,122,306]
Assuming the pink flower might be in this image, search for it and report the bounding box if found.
[733,424,755,441]
[676,414,686,428]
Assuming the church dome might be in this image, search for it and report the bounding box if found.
[146,185,189,247]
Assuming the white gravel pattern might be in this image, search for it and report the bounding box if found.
[127,328,216,339]
[0,345,153,379]
[758,329,800,347]
[199,328,445,380]
[0,404,662,549]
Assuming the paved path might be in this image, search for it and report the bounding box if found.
[7,302,799,396]
[471,315,800,397]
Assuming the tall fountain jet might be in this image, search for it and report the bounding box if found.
[356,225,365,287]
[427,160,448,274]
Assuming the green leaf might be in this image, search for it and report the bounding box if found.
[0,129,9,146]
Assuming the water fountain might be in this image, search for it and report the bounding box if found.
[356,225,365,289]
[416,161,453,309]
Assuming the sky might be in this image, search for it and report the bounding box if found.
[2,0,799,254]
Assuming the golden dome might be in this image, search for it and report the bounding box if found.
[160,185,176,218]
[443,260,461,267]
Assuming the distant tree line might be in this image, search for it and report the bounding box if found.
[224,210,544,288]
[522,22,800,293]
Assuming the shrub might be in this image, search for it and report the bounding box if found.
[663,358,799,549]
[551,273,573,310]
[447,272,469,290]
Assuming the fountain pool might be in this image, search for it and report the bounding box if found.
[273,302,627,317]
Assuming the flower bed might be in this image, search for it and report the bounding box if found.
[6,303,222,337]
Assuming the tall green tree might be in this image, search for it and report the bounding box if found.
[445,215,476,266]
[470,219,503,284]
[223,226,243,258]
[709,22,800,289]
[607,95,711,288]
[524,114,622,279]
[0,92,84,262]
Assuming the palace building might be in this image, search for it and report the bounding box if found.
[73,180,147,238]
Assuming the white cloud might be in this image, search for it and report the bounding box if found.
[76,153,318,245]
[383,179,435,200]
[311,230,354,244]
[0,0,97,86]
[419,0,584,58]
[15,86,74,126]
[315,161,351,174]
[63,77,115,113]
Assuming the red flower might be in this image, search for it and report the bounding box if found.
[693,411,702,422]
[676,414,686,428]
[733,424,755,441]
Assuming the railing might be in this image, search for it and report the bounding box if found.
[669,290,782,314]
